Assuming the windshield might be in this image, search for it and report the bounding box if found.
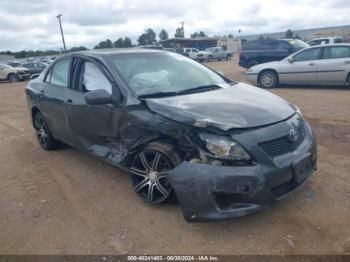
[287,39,309,49]
[110,52,227,97]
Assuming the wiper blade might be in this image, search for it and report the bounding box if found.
[138,84,222,99]
[176,84,221,95]
[138,91,178,99]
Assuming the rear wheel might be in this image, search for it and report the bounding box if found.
[130,142,181,205]
[8,74,20,83]
[208,55,213,62]
[258,70,279,88]
[33,112,60,150]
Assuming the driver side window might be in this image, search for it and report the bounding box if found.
[293,48,321,62]
[81,62,112,94]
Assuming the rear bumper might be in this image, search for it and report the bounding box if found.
[167,115,317,222]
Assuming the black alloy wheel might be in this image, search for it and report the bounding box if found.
[34,112,59,150]
[130,143,180,205]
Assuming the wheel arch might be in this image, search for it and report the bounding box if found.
[124,134,184,167]
[7,72,17,80]
[31,106,40,128]
[258,69,279,84]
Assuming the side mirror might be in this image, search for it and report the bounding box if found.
[85,89,113,105]
[287,57,294,63]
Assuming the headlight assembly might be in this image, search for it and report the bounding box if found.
[199,133,251,161]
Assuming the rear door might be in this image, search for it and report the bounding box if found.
[280,47,322,83]
[64,57,117,152]
[317,46,350,84]
[40,58,73,143]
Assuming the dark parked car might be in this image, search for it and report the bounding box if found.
[22,62,48,77]
[26,49,317,222]
[239,39,309,68]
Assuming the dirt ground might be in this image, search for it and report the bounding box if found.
[0,56,349,255]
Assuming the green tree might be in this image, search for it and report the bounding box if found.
[114,38,125,48]
[114,37,133,47]
[137,28,157,45]
[124,37,132,47]
[191,31,207,38]
[69,46,88,52]
[284,29,294,39]
[174,27,184,38]
[159,29,169,41]
[94,39,113,49]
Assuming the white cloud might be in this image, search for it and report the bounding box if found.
[0,0,349,51]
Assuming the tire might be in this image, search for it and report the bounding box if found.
[130,141,182,205]
[347,73,350,87]
[33,111,60,150]
[247,60,258,69]
[208,55,213,62]
[258,70,279,88]
[226,54,232,61]
[8,74,20,83]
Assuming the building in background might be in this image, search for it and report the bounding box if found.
[240,25,350,42]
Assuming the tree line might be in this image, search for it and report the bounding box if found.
[0,28,212,58]
[1,28,302,59]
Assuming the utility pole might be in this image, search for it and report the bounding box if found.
[179,21,185,38]
[56,14,67,52]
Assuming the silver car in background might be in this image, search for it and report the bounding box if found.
[245,44,350,88]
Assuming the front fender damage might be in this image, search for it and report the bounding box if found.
[167,162,267,222]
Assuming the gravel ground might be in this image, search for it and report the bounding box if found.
[0,56,349,255]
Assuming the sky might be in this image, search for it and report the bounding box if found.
[0,0,349,51]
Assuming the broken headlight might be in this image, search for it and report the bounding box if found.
[199,133,251,161]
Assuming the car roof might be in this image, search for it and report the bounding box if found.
[309,43,350,47]
[67,48,163,59]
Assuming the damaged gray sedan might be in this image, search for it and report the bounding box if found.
[25,49,317,222]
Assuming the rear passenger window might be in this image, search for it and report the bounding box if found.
[323,46,350,59]
[48,59,71,87]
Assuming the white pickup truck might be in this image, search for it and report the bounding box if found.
[181,48,209,62]
[205,46,233,61]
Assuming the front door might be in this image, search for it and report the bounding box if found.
[279,47,322,84]
[65,59,118,155]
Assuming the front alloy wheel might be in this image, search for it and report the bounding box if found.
[259,70,278,88]
[131,150,173,204]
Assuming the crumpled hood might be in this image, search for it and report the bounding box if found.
[146,83,295,131]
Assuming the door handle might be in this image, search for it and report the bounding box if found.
[308,62,315,66]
